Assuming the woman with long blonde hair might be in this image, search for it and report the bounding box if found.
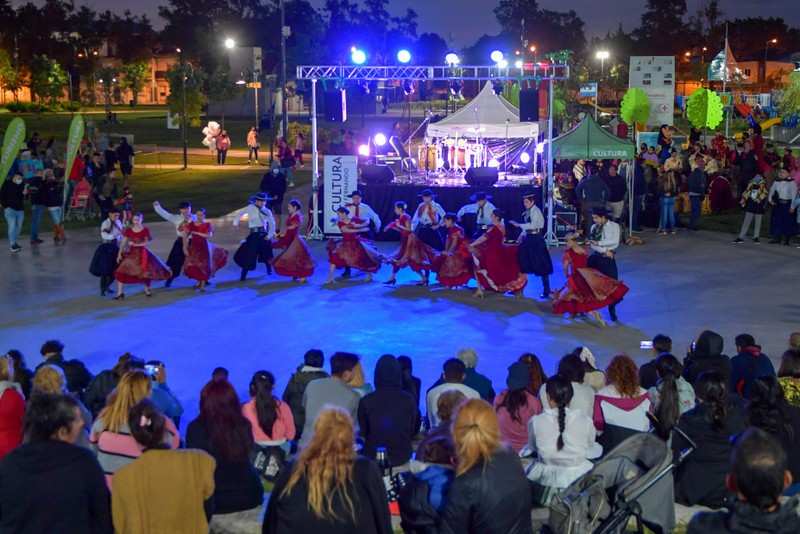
[89,370,179,486]
[32,365,93,448]
[263,408,392,534]
[438,399,533,533]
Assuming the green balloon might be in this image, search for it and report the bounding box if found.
[687,88,724,130]
[620,88,650,126]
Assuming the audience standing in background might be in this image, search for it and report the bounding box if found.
[112,400,215,534]
[115,137,134,181]
[747,376,800,486]
[494,361,542,453]
[243,370,296,447]
[687,156,707,230]
[299,352,361,450]
[263,408,392,534]
[639,334,673,389]
[426,358,480,428]
[5,349,33,400]
[0,394,112,534]
[730,334,775,398]
[438,399,533,534]
[215,130,231,165]
[647,354,695,440]
[32,365,92,448]
[85,353,144,417]
[186,379,264,525]
[683,330,732,386]
[0,355,25,459]
[687,428,800,534]
[282,349,327,441]
[0,173,26,253]
[358,354,416,467]
[246,127,260,164]
[778,349,800,407]
[734,173,769,243]
[673,371,746,509]
[36,339,93,399]
[294,132,305,168]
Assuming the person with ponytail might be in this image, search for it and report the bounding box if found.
[673,371,746,508]
[438,399,533,534]
[647,354,695,440]
[494,361,542,453]
[527,375,597,506]
[242,371,295,448]
[747,375,800,486]
[112,400,215,534]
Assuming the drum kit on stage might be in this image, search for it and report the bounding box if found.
[416,137,490,174]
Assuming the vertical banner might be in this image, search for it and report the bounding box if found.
[629,56,675,127]
[0,117,26,182]
[323,155,358,234]
[63,114,84,207]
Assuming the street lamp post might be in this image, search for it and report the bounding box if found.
[178,47,188,170]
[280,0,289,141]
[764,38,778,84]
[595,50,610,119]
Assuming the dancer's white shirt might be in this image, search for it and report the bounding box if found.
[345,202,381,229]
[590,221,620,254]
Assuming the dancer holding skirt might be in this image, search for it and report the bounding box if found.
[113,213,172,299]
[432,213,473,288]
[183,208,228,291]
[271,199,315,282]
[384,201,437,286]
[469,209,527,298]
[325,207,383,284]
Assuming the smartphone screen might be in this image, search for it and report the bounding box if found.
[640,341,654,350]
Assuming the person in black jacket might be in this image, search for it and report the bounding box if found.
[639,334,673,390]
[0,393,112,534]
[358,354,416,467]
[673,371,746,509]
[35,340,93,399]
[1,173,26,252]
[683,330,732,386]
[260,166,288,220]
[84,353,145,417]
[398,355,422,433]
[438,399,533,534]
[281,349,327,441]
[6,349,33,400]
[747,376,800,485]
[603,164,627,223]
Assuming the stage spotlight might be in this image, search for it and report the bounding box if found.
[402,79,415,95]
[520,152,531,164]
[488,158,500,168]
[224,37,236,49]
[445,52,460,66]
[357,144,370,157]
[350,47,367,65]
[374,133,387,146]
[490,50,504,63]
[536,142,545,154]
[397,49,411,64]
[498,59,509,68]
[514,59,523,69]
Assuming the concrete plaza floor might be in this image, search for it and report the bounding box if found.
[1,219,797,430]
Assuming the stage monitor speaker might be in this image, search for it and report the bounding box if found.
[519,89,539,122]
[464,166,499,188]
[324,89,347,122]
[361,164,395,184]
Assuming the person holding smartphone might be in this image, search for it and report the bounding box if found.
[146,360,183,428]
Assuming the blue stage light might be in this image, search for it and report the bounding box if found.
[350,47,367,65]
[490,50,504,63]
[445,53,460,66]
[397,49,411,64]
[520,152,531,164]
[374,133,387,146]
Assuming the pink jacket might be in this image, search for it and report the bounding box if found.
[242,398,296,443]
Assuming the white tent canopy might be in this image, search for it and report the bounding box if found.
[426,81,539,139]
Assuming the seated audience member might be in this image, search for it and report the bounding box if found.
[0,355,24,459]
[85,353,143,416]
[6,349,33,399]
[418,390,467,450]
[518,352,547,395]
[90,370,180,486]
[32,364,92,448]
[543,353,595,420]
[35,339,93,397]
[399,435,456,532]
[673,371,747,508]
[145,359,184,427]
[639,334,673,389]
[281,349,327,439]
[571,346,606,391]
[358,354,416,467]
[398,355,422,433]
[778,349,800,407]
[438,399,533,534]
[299,352,361,449]
[186,380,264,523]
[243,371,296,447]
[747,376,800,485]
[527,376,597,506]
[683,330,732,386]
[687,428,800,534]
[494,361,543,453]
[347,361,374,398]
[730,334,775,398]
[790,332,800,352]
[211,366,229,382]
[112,400,215,534]
[456,348,496,402]
[647,354,695,439]
[426,359,480,428]
[263,408,392,534]
[0,394,112,534]
[593,355,651,451]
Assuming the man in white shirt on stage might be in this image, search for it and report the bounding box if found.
[233,192,277,281]
[412,189,446,250]
[153,200,194,287]
[587,208,622,322]
[457,191,496,238]
[341,190,380,277]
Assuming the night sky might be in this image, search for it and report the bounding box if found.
[39,0,800,47]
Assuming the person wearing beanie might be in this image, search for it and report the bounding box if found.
[730,334,775,399]
[494,362,542,453]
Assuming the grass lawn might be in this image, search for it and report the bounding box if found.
[135,152,263,166]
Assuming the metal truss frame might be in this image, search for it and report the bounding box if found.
[296,64,570,82]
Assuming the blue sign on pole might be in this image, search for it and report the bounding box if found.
[579,82,598,97]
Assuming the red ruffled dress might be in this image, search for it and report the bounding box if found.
[386,213,437,273]
[326,221,383,273]
[433,225,473,287]
[272,213,315,278]
[114,227,172,284]
[183,221,229,282]
[552,248,629,315]
[471,225,527,293]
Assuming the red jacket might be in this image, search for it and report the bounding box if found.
[0,384,25,459]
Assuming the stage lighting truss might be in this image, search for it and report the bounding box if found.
[296,64,569,82]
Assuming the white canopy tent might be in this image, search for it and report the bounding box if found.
[426,81,539,139]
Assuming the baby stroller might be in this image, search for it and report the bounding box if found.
[546,430,695,534]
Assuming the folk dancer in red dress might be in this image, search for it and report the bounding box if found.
[153,200,194,288]
[341,190,381,277]
[432,213,473,288]
[182,208,229,291]
[113,212,172,299]
[384,201,437,286]
[325,207,383,284]
[271,199,315,283]
[551,234,629,326]
[233,192,276,281]
[468,209,527,298]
